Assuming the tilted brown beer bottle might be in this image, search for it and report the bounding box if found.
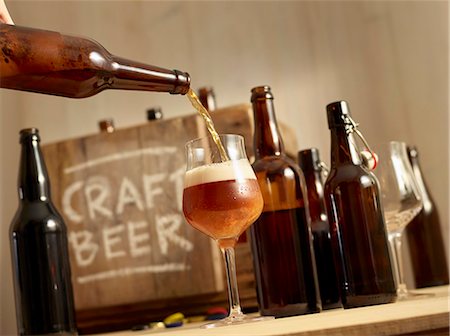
[0,23,190,98]
[197,86,217,112]
[405,146,449,288]
[324,101,396,308]
[250,86,321,317]
[10,128,77,335]
[298,148,341,309]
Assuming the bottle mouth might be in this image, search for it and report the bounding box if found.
[19,128,40,143]
[298,148,321,171]
[326,100,352,129]
[251,85,274,102]
[172,70,191,95]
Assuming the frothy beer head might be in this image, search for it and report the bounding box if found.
[184,159,257,188]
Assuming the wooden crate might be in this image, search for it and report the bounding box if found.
[41,103,298,333]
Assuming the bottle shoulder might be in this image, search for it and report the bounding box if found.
[325,164,376,186]
[252,155,307,211]
[10,201,67,234]
[252,155,302,176]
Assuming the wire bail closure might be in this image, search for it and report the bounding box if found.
[341,114,378,170]
[317,161,330,178]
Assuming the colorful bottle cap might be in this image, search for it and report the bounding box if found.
[361,149,378,170]
[163,312,185,328]
[205,307,228,320]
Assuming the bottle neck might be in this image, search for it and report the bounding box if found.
[18,137,51,202]
[253,97,285,159]
[111,56,190,94]
[303,169,327,221]
[329,127,362,166]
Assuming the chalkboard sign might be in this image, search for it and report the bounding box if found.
[41,103,298,333]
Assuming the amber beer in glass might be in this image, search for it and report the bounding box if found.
[182,134,270,327]
[183,159,263,249]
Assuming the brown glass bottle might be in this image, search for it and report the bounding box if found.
[298,148,341,309]
[0,23,190,98]
[249,86,321,318]
[10,128,77,336]
[147,106,163,121]
[405,146,449,288]
[198,86,217,112]
[98,118,115,133]
[324,101,396,308]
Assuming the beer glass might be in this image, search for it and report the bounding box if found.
[183,134,270,327]
[375,141,423,300]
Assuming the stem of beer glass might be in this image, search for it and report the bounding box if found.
[389,232,407,298]
[221,247,243,318]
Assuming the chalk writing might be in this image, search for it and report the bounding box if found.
[128,221,151,257]
[62,181,84,223]
[156,214,193,255]
[62,146,193,284]
[143,173,166,208]
[169,167,185,211]
[69,230,98,267]
[64,147,178,174]
[63,172,184,222]
[117,177,145,214]
[85,176,113,221]
[69,216,192,268]
[77,263,190,284]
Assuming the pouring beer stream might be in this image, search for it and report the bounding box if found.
[187,89,229,162]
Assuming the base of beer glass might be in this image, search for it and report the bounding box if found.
[397,285,434,301]
[202,313,274,328]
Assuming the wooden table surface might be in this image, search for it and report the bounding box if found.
[100,286,449,336]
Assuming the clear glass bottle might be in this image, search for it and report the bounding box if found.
[324,101,396,308]
[298,148,341,309]
[10,128,77,335]
[0,23,190,98]
[405,146,449,288]
[250,85,321,317]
